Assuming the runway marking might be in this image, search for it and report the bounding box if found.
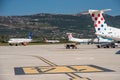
[23,67,39,74]
[14,56,113,80]
[31,56,91,80]
[70,65,102,72]
[33,56,57,66]
[66,73,90,80]
[14,65,112,75]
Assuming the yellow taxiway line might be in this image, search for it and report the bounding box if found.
[33,56,90,80]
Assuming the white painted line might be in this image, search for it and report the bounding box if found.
[0,74,12,76]
[75,57,95,60]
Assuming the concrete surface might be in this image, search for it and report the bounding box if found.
[0,44,120,80]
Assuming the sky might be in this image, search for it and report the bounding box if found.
[0,0,120,16]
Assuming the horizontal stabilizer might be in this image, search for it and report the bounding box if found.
[81,9,111,14]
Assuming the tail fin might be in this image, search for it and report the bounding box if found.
[66,33,73,39]
[88,9,111,35]
[27,32,32,39]
[44,38,48,42]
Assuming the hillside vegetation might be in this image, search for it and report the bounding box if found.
[0,13,120,42]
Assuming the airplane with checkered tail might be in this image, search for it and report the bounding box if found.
[82,9,120,41]
[81,9,120,48]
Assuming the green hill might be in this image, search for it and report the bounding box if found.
[0,13,120,42]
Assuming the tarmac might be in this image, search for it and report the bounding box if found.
[0,44,120,80]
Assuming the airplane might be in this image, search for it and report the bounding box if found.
[66,33,92,44]
[82,9,120,41]
[44,38,60,43]
[93,36,113,43]
[8,32,32,46]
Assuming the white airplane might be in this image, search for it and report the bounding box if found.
[66,33,92,43]
[93,36,113,43]
[44,38,60,43]
[8,32,32,46]
[83,9,120,41]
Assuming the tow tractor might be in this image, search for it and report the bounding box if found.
[65,43,77,49]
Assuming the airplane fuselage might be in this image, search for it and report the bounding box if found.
[69,37,91,43]
[45,40,60,43]
[96,26,120,41]
[8,38,32,44]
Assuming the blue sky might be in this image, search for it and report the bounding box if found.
[0,0,120,16]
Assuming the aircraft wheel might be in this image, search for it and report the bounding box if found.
[66,44,70,49]
[106,45,109,48]
[9,43,13,46]
[97,45,100,48]
[22,42,27,46]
